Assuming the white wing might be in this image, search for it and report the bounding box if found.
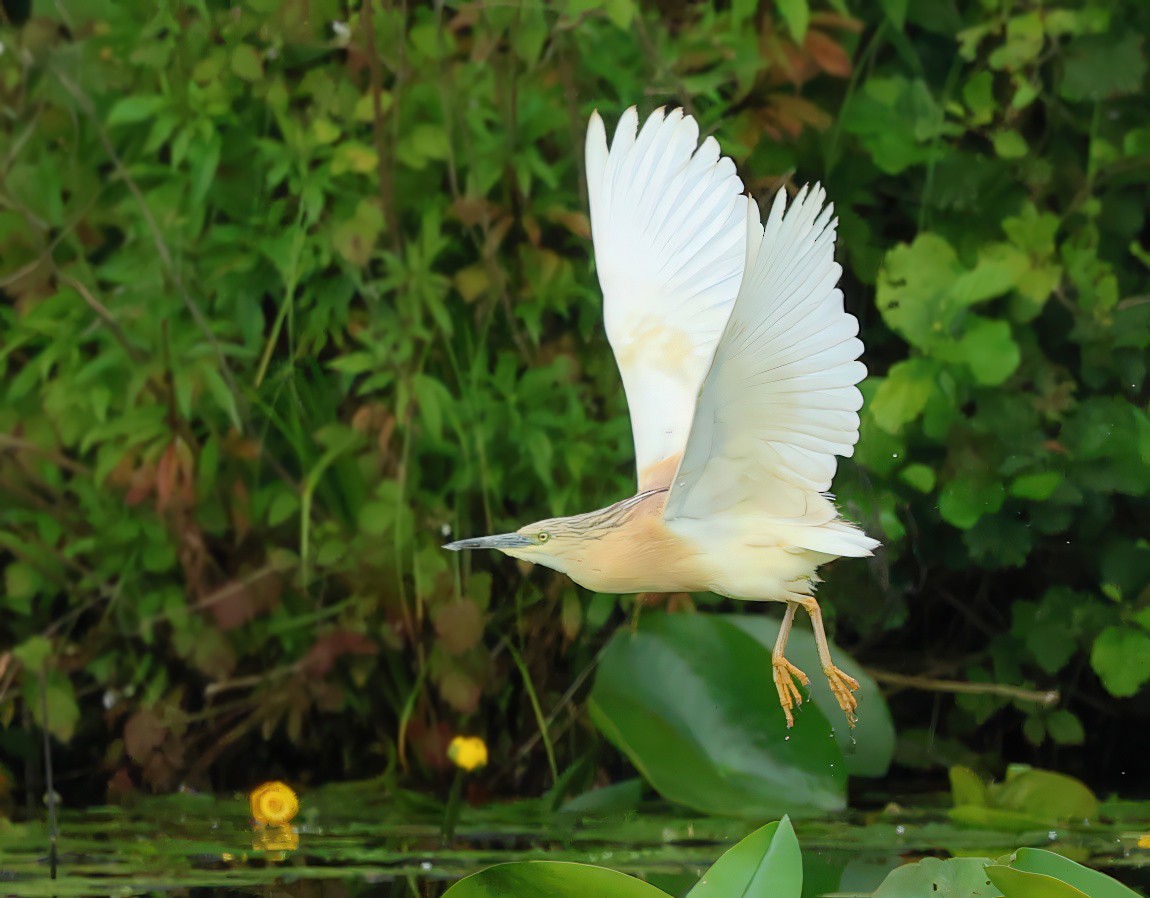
[664,185,877,557]
[586,107,747,491]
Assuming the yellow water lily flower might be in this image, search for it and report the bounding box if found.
[448,735,488,771]
[249,781,299,826]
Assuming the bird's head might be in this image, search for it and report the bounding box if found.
[442,514,592,576]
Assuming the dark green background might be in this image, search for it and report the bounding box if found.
[0,0,1148,807]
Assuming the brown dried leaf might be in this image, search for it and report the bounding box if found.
[301,629,377,676]
[124,709,166,763]
[438,668,481,714]
[434,598,484,656]
[805,29,852,77]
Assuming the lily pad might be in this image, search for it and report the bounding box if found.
[685,816,802,898]
[985,865,1088,898]
[872,857,1002,897]
[1005,849,1142,898]
[442,861,670,897]
[950,765,1099,831]
[589,614,845,818]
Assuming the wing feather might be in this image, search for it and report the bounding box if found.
[586,107,747,491]
[665,184,877,557]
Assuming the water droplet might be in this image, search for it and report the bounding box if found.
[896,825,905,836]
[892,452,899,458]
[784,735,790,741]
[1047,831,1058,841]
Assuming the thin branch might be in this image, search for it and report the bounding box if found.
[53,270,145,364]
[866,668,1059,706]
[361,0,402,249]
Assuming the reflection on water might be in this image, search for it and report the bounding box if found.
[0,783,1148,897]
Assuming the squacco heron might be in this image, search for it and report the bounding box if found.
[446,107,879,727]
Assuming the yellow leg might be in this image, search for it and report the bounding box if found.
[771,602,810,728]
[793,594,860,727]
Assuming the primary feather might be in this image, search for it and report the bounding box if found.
[665,185,877,558]
[585,106,747,491]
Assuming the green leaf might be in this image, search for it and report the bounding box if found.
[442,861,671,898]
[870,359,937,434]
[106,95,168,126]
[949,765,989,808]
[873,857,1002,897]
[333,199,385,267]
[939,478,1005,530]
[985,866,1087,898]
[988,13,1044,70]
[1007,848,1142,898]
[5,562,42,613]
[879,0,907,31]
[900,463,937,493]
[685,817,802,898]
[942,317,1020,386]
[25,670,81,743]
[877,234,965,347]
[1010,472,1063,500]
[992,766,1099,822]
[1060,32,1147,102]
[776,0,809,42]
[1090,626,1150,697]
[332,142,380,175]
[993,131,1028,160]
[953,244,1030,306]
[963,71,995,125]
[952,765,1099,830]
[603,0,637,30]
[588,614,847,818]
[230,44,264,82]
[13,635,54,670]
[1045,710,1085,746]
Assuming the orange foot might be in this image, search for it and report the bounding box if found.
[772,657,810,728]
[824,665,860,727]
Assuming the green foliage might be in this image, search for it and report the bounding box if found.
[442,818,1138,898]
[0,0,1147,805]
[588,615,871,817]
[684,818,802,898]
[949,764,1099,831]
[874,850,1139,898]
[443,862,671,898]
[443,817,803,898]
[872,857,1003,898]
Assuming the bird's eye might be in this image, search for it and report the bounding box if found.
[538,531,550,543]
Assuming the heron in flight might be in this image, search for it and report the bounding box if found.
[445,107,878,727]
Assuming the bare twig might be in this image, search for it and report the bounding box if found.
[203,664,297,698]
[361,0,402,249]
[0,433,89,475]
[866,668,1059,706]
[38,667,58,879]
[53,270,144,364]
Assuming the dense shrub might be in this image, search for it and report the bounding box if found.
[0,0,1147,799]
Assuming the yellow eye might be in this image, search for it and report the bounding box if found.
[538,531,550,543]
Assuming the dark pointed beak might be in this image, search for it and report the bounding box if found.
[443,533,534,551]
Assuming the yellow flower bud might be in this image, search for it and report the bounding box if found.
[447,735,488,771]
[249,781,299,826]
